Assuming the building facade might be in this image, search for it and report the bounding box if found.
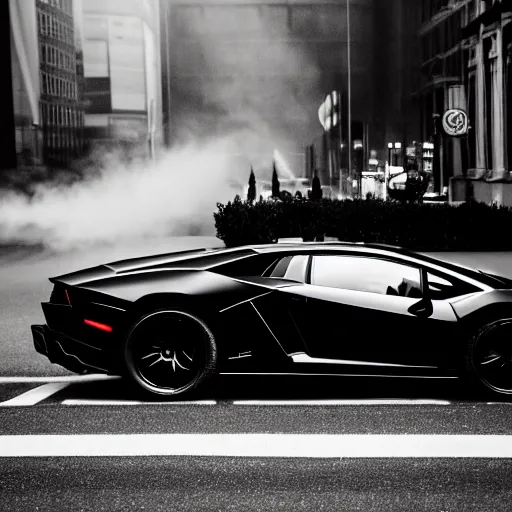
[6,0,42,172]
[79,0,163,158]
[458,0,512,204]
[417,0,469,196]
[6,0,85,174]
[419,0,512,203]
[160,0,375,180]
[37,0,85,168]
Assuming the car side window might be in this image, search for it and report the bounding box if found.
[264,255,309,283]
[426,272,480,300]
[310,255,422,298]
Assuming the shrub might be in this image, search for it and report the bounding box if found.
[271,163,280,199]
[247,168,256,203]
[213,197,512,250]
[310,174,323,201]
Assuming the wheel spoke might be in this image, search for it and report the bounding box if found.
[141,352,160,360]
[172,352,189,371]
[148,355,164,367]
[480,351,502,365]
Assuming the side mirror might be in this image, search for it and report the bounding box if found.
[407,298,433,318]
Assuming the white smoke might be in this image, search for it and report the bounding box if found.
[0,138,243,251]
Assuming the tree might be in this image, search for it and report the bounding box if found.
[247,167,256,203]
[271,161,280,199]
[310,172,323,201]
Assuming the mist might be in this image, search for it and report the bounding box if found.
[2,4,321,252]
[0,138,243,251]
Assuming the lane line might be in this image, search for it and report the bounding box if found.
[232,399,452,406]
[0,383,70,407]
[2,434,512,458]
[0,375,120,384]
[62,399,217,406]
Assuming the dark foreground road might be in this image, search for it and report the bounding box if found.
[1,375,512,511]
[3,457,512,512]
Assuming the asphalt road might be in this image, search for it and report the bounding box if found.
[2,375,512,511]
[2,237,512,511]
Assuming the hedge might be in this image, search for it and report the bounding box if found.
[213,197,512,251]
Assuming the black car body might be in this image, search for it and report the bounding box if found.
[31,242,512,397]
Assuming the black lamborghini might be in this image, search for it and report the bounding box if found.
[31,242,512,398]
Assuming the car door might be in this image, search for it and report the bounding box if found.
[283,253,459,369]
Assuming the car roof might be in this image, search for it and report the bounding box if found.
[242,241,502,289]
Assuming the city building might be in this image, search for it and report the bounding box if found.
[160,0,375,181]
[457,0,512,204]
[419,0,512,204]
[37,0,85,168]
[5,0,42,173]
[79,0,163,159]
[6,0,85,174]
[418,0,470,196]
[306,0,423,197]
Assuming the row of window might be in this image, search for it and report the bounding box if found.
[39,0,73,16]
[40,44,76,72]
[41,71,78,100]
[422,0,500,26]
[41,102,83,129]
[44,128,83,152]
[422,10,463,63]
[38,10,74,45]
[264,255,478,300]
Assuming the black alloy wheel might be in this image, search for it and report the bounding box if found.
[466,319,512,397]
[124,309,217,397]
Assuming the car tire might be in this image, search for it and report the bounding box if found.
[464,318,512,399]
[123,309,217,398]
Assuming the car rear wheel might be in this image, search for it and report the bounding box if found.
[465,319,512,398]
[123,309,217,397]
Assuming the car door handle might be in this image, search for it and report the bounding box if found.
[408,300,433,318]
[291,296,307,303]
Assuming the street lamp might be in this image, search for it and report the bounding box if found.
[387,142,393,167]
[346,0,353,195]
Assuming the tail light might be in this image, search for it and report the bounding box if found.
[84,319,113,333]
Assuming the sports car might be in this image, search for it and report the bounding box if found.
[31,242,512,398]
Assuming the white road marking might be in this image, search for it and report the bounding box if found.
[62,399,217,406]
[1,434,512,458]
[0,383,70,407]
[0,375,120,384]
[232,399,452,406]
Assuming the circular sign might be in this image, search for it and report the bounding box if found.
[318,91,340,132]
[442,109,468,137]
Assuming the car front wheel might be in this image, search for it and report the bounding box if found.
[465,318,512,398]
[123,309,217,398]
